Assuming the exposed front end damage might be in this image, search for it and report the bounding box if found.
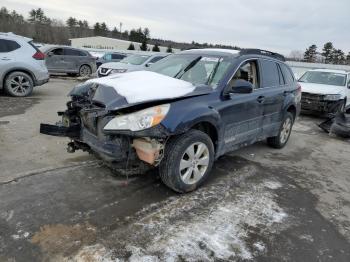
[39,74,210,175]
[301,92,345,115]
[319,106,350,138]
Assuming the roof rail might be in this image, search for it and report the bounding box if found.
[240,49,285,62]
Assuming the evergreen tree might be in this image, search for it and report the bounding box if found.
[152,43,160,52]
[304,45,317,63]
[322,42,334,64]
[66,17,77,28]
[140,40,148,51]
[100,22,108,36]
[93,22,101,35]
[332,49,345,65]
[127,43,135,50]
[166,45,173,53]
[346,52,350,65]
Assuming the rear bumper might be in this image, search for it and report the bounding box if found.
[35,77,49,86]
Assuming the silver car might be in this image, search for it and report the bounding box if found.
[98,53,168,77]
[40,46,97,77]
[0,32,49,97]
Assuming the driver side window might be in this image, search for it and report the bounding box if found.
[229,60,259,90]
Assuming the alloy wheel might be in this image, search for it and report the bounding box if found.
[179,142,210,185]
[8,75,31,96]
[280,117,292,144]
[79,65,91,77]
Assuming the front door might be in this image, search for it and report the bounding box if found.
[217,59,264,152]
[45,48,66,71]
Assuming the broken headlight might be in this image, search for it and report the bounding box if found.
[324,94,342,101]
[104,104,170,131]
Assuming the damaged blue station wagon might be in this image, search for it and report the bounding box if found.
[40,48,301,193]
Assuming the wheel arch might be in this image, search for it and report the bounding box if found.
[191,121,219,152]
[1,68,36,89]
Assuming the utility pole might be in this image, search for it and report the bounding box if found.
[119,22,123,39]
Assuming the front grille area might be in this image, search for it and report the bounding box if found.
[301,92,329,112]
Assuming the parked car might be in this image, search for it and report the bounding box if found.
[96,52,128,68]
[40,48,301,193]
[299,69,350,114]
[97,53,168,77]
[40,45,97,77]
[0,32,49,97]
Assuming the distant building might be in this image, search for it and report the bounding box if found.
[69,36,179,53]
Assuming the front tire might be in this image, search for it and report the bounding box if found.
[4,71,34,97]
[159,130,214,193]
[267,112,294,149]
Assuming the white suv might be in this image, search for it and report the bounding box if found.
[299,69,350,114]
[0,32,49,97]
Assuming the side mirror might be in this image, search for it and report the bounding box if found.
[145,62,154,67]
[47,51,54,57]
[229,79,254,94]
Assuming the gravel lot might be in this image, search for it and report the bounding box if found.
[1,78,350,261]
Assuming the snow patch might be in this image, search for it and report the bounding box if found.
[264,180,283,190]
[88,71,195,104]
[115,179,288,261]
[69,244,116,262]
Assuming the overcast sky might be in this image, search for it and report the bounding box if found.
[2,0,349,55]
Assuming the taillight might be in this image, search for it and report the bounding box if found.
[32,51,45,60]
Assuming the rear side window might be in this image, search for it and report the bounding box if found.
[260,60,280,88]
[149,56,164,63]
[64,48,87,56]
[111,54,126,59]
[0,39,21,53]
[280,63,295,85]
[51,48,64,55]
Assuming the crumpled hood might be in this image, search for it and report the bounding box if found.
[72,71,212,110]
[299,82,346,96]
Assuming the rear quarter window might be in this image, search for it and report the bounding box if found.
[260,60,280,88]
[280,63,295,85]
[0,39,21,53]
[65,49,87,56]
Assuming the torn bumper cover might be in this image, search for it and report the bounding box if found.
[319,106,350,138]
[301,93,345,114]
[40,120,169,163]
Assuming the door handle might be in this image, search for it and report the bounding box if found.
[1,57,11,61]
[257,96,265,103]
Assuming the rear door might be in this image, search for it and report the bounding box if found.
[258,59,285,137]
[0,38,20,64]
[63,48,82,71]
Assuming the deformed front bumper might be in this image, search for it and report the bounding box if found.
[40,123,129,161]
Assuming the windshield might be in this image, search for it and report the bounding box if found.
[148,54,232,88]
[120,54,150,65]
[299,71,347,87]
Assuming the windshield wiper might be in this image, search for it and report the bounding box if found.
[175,56,202,78]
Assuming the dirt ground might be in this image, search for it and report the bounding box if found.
[1,78,350,262]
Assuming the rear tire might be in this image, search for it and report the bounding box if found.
[79,65,92,77]
[4,71,34,97]
[267,112,294,149]
[159,130,214,193]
